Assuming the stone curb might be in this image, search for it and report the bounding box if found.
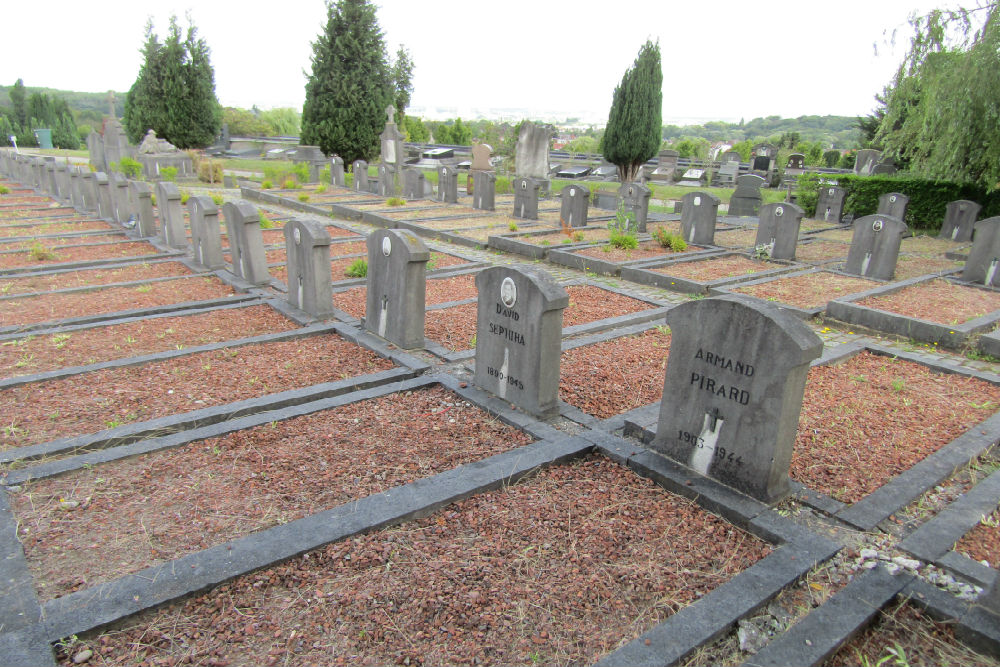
[0,250,185,278]
[904,578,1000,659]
[622,253,802,295]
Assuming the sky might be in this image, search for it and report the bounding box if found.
[0,0,965,125]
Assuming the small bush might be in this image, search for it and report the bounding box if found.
[198,159,223,184]
[607,200,638,249]
[261,180,273,190]
[386,196,406,207]
[150,193,157,207]
[211,193,224,206]
[320,166,331,183]
[345,257,368,278]
[298,193,310,202]
[161,166,178,182]
[0,185,9,195]
[316,184,328,194]
[282,178,298,190]
[259,211,274,229]
[119,157,143,179]
[572,231,584,242]
[653,227,687,251]
[495,176,512,194]
[180,190,190,205]
[609,231,638,250]
[508,221,518,231]
[291,162,310,183]
[29,242,58,261]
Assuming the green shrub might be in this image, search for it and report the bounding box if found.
[0,185,9,195]
[282,178,298,190]
[259,211,274,229]
[320,166,331,183]
[609,230,639,250]
[316,184,328,194]
[28,242,58,261]
[198,159,223,184]
[794,172,821,217]
[290,162,310,183]
[508,221,518,231]
[298,193,310,202]
[607,200,638,249]
[180,190,190,205]
[386,196,406,207]
[262,164,290,184]
[653,227,687,251]
[495,176,512,194]
[119,157,143,179]
[345,257,368,278]
[261,180,273,190]
[211,193,224,206]
[161,166,178,182]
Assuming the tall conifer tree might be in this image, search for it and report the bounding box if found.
[601,41,663,183]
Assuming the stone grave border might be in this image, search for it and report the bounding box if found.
[487,225,610,260]
[0,247,184,277]
[273,255,484,298]
[0,320,429,468]
[623,341,1000,532]
[826,274,999,350]
[621,252,802,295]
[0,226,124,244]
[899,578,1000,659]
[0,368,841,667]
[547,241,723,277]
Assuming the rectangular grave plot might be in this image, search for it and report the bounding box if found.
[11,383,535,600]
[334,272,479,319]
[0,303,296,380]
[0,260,195,296]
[795,239,852,265]
[550,240,715,276]
[49,454,773,666]
[827,277,1000,350]
[893,254,965,281]
[1,275,236,328]
[223,247,285,266]
[3,233,129,251]
[0,240,161,270]
[0,331,396,451]
[900,234,971,258]
[399,217,503,232]
[712,228,761,249]
[0,219,115,238]
[217,227,288,250]
[722,270,881,316]
[622,253,799,295]
[792,351,1000,505]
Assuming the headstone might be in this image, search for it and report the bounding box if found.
[330,156,345,187]
[728,174,765,217]
[720,151,742,165]
[470,143,493,171]
[854,149,880,176]
[678,168,708,187]
[749,144,777,179]
[560,184,590,228]
[80,171,97,214]
[130,180,157,237]
[87,130,105,173]
[403,169,428,200]
[109,172,130,224]
[69,166,85,211]
[553,166,591,179]
[650,294,823,503]
[94,172,112,222]
[755,202,804,260]
[307,162,320,184]
[422,147,454,160]
[979,577,1000,616]
[44,161,58,198]
[363,228,430,348]
[377,164,391,196]
[513,177,540,220]
[223,201,271,285]
[53,163,70,203]
[680,192,721,245]
[939,199,981,243]
[188,196,225,270]
[620,182,651,233]
[876,192,909,221]
[815,186,847,223]
[284,219,334,318]
[785,154,805,171]
[844,214,908,281]
[962,217,1000,286]
[437,165,458,203]
[473,170,496,211]
[223,174,236,189]
[712,162,739,188]
[379,104,404,196]
[650,149,680,182]
[514,123,554,179]
[353,160,369,192]
[473,266,569,418]
[155,181,188,249]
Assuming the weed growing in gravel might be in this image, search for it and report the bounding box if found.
[28,242,58,261]
[608,201,638,250]
[386,197,406,207]
[211,194,224,206]
[135,284,153,293]
[0,185,9,194]
[653,227,687,252]
[258,212,274,229]
[298,193,310,202]
[50,333,71,349]
[346,258,368,278]
[261,180,273,189]
[508,221,518,231]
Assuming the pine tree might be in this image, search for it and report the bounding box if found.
[391,46,414,126]
[9,79,27,131]
[601,40,663,183]
[301,0,393,163]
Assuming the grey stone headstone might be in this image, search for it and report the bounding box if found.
[713,162,739,187]
[473,266,569,418]
[403,169,427,200]
[330,157,345,187]
[729,174,765,217]
[284,219,334,318]
[223,200,271,285]
[854,149,881,176]
[515,122,554,179]
[755,202,804,260]
[378,164,392,196]
[307,162,320,184]
[877,192,909,221]
[110,173,131,224]
[53,163,70,204]
[620,182,651,233]
[352,160,369,192]
[87,130,105,173]
[223,174,236,189]
[816,186,846,223]
[80,171,97,214]
[437,165,458,203]
[94,172,113,222]
[473,170,496,211]
[44,161,58,198]
[939,199,981,243]
[188,196,225,270]
[155,181,188,249]
[365,228,429,349]
[513,177,540,220]
[379,104,404,196]
[650,294,823,503]
[962,217,1000,286]
[130,181,157,237]
[680,191,721,245]
[720,151,742,165]
[69,166,85,211]
[560,184,590,228]
[844,214,908,281]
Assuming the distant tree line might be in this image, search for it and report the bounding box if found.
[0,79,81,148]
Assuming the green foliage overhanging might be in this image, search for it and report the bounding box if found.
[0,78,80,149]
[601,40,663,183]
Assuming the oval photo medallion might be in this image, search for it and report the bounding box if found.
[293,228,301,244]
[500,277,517,308]
[775,206,784,217]
[873,219,884,232]
[381,237,392,256]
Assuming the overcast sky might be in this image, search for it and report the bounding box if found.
[1,0,962,124]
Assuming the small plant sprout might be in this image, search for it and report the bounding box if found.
[891,378,905,392]
[508,221,518,232]
[752,241,774,260]
[386,196,406,206]
[298,193,310,202]
[345,257,368,278]
[135,284,153,293]
[259,211,275,229]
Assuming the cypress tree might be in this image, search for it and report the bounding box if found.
[601,40,663,183]
[301,0,393,164]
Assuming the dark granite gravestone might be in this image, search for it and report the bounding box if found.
[94,172,113,222]
[785,154,805,170]
[877,192,909,221]
[680,191,721,245]
[352,160,369,192]
[437,165,458,203]
[962,217,1000,286]
[554,166,591,179]
[403,169,428,200]
[188,196,225,270]
[364,228,429,349]
[330,156,345,187]
[284,219,334,318]
[620,182,651,232]
[844,214,908,281]
[650,294,823,503]
[755,202,804,260]
[514,177,540,220]
[130,180,157,237]
[223,201,271,285]
[560,184,590,228]
[939,199,982,243]
[816,186,847,224]
[155,181,188,249]
[728,174,765,217]
[474,266,568,418]
[473,170,496,211]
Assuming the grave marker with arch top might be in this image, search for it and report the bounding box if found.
[364,228,429,349]
[223,200,271,285]
[844,214,907,281]
[188,196,225,270]
[285,219,334,318]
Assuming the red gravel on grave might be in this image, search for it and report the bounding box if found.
[652,255,775,281]
[53,455,772,667]
[0,275,235,327]
[0,260,195,296]
[793,351,1000,503]
[424,285,656,351]
[14,384,534,599]
[0,333,394,450]
[892,254,965,280]
[859,279,1000,325]
[0,219,115,238]
[334,273,479,319]
[2,234,129,250]
[954,507,1000,566]
[0,304,296,378]
[0,241,160,269]
[573,240,704,263]
[794,241,851,264]
[560,328,671,418]
[733,272,878,309]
